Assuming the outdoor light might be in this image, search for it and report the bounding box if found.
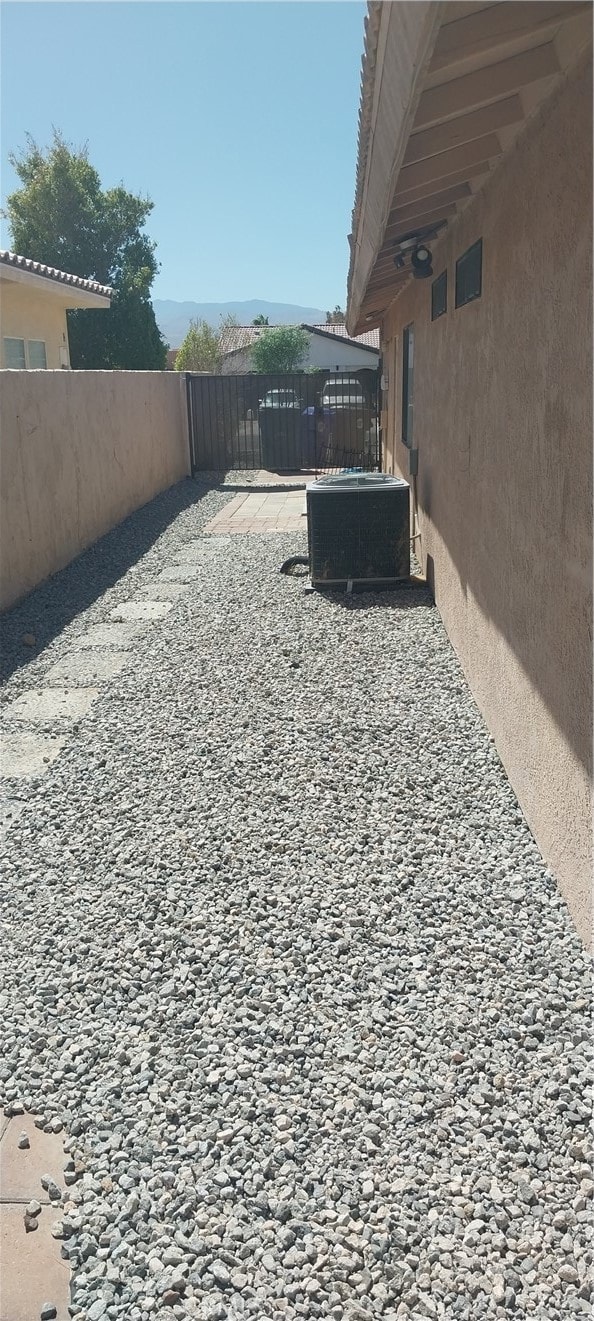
[411,244,433,279]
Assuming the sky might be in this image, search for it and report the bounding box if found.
[0,1,366,308]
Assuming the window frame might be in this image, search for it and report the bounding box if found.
[28,339,47,369]
[3,337,26,369]
[401,323,414,448]
[431,270,447,321]
[455,238,483,309]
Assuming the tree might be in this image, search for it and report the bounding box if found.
[326,305,346,325]
[174,319,222,372]
[250,326,309,373]
[252,314,269,326]
[5,131,166,369]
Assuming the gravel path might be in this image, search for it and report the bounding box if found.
[1,478,591,1321]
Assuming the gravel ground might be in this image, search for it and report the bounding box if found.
[1,478,591,1321]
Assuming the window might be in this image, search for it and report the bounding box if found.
[401,323,414,446]
[3,337,26,368]
[28,340,47,368]
[455,239,482,308]
[431,270,447,320]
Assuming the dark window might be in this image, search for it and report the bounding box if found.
[431,270,447,320]
[455,239,482,308]
[401,323,414,447]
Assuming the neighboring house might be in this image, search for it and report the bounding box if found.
[0,250,112,369]
[217,323,380,374]
[346,2,592,941]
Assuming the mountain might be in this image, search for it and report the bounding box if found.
[153,299,328,347]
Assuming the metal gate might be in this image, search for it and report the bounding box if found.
[186,369,381,475]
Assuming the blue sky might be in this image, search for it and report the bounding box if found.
[0,2,366,307]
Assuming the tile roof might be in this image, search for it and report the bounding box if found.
[218,323,379,356]
[305,323,380,350]
[0,250,112,298]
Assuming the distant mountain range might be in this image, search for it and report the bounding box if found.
[153,299,328,347]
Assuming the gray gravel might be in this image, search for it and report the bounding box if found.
[0,477,592,1321]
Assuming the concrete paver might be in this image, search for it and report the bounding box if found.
[0,732,67,780]
[45,652,129,685]
[78,622,142,648]
[0,1205,70,1321]
[0,1117,69,1321]
[109,600,173,622]
[205,490,306,536]
[158,564,205,581]
[0,1116,65,1203]
[2,688,100,726]
[138,580,189,599]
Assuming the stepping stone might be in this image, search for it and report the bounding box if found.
[109,600,173,622]
[138,581,188,600]
[0,1117,69,1321]
[3,688,99,725]
[78,623,141,649]
[1,732,66,779]
[45,652,129,685]
[158,565,202,582]
[176,541,219,561]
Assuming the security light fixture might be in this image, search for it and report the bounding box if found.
[411,244,433,279]
[392,219,448,276]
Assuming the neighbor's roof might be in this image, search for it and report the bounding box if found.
[0,250,112,299]
[218,322,379,356]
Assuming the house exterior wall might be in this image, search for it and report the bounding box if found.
[305,334,379,373]
[381,56,592,943]
[0,371,190,611]
[221,333,379,375]
[1,280,71,367]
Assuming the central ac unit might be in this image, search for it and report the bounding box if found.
[306,473,410,588]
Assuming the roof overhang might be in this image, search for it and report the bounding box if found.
[347,0,592,335]
[0,259,111,309]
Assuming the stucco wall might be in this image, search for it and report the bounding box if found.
[0,370,190,611]
[221,334,379,375]
[1,281,70,368]
[381,57,592,943]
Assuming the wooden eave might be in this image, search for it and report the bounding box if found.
[347,1,592,336]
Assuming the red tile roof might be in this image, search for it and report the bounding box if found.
[0,250,112,298]
[217,323,379,356]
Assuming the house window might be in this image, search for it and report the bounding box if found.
[28,340,47,368]
[401,323,414,446]
[431,271,447,320]
[3,337,26,368]
[455,239,482,308]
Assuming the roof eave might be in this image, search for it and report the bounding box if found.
[346,1,443,337]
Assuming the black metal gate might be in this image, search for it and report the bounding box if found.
[186,369,381,475]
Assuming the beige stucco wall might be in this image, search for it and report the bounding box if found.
[0,371,190,611]
[1,279,71,368]
[381,57,593,943]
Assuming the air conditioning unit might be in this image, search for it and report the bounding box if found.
[306,473,410,589]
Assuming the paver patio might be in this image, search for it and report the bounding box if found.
[0,477,590,1321]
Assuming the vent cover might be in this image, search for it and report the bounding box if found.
[306,473,410,587]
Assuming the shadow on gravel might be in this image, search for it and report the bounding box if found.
[319,585,434,612]
[0,478,213,685]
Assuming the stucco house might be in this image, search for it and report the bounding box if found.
[346,1,592,942]
[0,250,112,369]
[217,323,380,374]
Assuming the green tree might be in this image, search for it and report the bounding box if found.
[252,314,269,325]
[250,326,309,373]
[5,131,166,369]
[174,319,222,372]
[326,305,345,325]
